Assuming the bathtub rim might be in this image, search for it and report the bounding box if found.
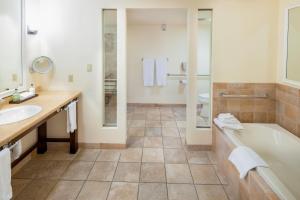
[221,123,297,200]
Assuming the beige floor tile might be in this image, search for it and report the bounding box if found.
[162,128,180,137]
[138,183,168,200]
[167,184,198,200]
[13,160,44,179]
[131,113,146,120]
[165,164,193,184]
[77,181,110,200]
[62,161,94,180]
[190,165,220,184]
[145,128,162,137]
[161,113,175,120]
[176,121,186,128]
[163,137,182,148]
[143,137,163,148]
[128,128,145,137]
[51,151,78,161]
[195,185,228,200]
[46,180,83,200]
[140,163,166,183]
[129,120,145,128]
[142,148,164,163]
[113,162,141,182]
[74,149,100,161]
[107,182,138,200]
[207,151,218,164]
[12,179,32,199]
[145,121,162,128]
[97,150,120,162]
[186,151,211,164]
[88,162,117,181]
[127,137,144,148]
[36,160,71,179]
[120,148,142,162]
[213,165,228,185]
[164,149,187,163]
[15,179,57,200]
[161,121,177,128]
[33,151,56,160]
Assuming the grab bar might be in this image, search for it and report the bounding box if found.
[167,74,210,77]
[219,93,268,99]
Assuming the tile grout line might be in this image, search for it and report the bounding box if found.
[105,150,121,200]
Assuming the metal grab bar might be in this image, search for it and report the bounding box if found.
[219,92,268,99]
[167,73,210,77]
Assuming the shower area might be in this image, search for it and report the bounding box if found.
[103,9,117,126]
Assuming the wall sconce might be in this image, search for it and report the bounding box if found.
[27,25,38,35]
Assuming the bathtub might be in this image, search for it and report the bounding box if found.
[220,123,300,200]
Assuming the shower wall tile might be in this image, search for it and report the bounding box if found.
[213,83,276,123]
[275,83,300,138]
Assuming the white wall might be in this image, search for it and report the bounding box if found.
[23,0,279,145]
[127,24,187,104]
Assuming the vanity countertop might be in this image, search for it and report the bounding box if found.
[0,91,81,147]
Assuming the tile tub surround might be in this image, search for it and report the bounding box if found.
[213,83,276,123]
[213,125,280,200]
[276,83,300,137]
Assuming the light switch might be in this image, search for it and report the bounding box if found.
[68,74,74,82]
[87,64,93,72]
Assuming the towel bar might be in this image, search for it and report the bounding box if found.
[219,93,268,99]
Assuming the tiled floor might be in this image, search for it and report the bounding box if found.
[12,105,229,200]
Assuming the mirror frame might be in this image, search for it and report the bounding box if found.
[283,3,300,87]
[0,0,26,98]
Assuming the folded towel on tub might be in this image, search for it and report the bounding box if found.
[214,113,244,130]
[228,146,268,179]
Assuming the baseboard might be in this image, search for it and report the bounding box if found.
[185,145,212,151]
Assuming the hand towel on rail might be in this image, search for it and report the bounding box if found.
[229,146,268,179]
[66,101,77,133]
[156,58,168,86]
[0,148,12,200]
[143,58,155,86]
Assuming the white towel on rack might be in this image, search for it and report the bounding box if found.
[11,140,22,161]
[0,148,12,200]
[143,58,155,86]
[228,146,268,179]
[156,58,168,86]
[66,101,77,133]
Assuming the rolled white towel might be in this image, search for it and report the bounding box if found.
[214,118,244,130]
[229,146,268,179]
[218,113,234,119]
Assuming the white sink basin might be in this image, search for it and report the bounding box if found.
[0,105,42,125]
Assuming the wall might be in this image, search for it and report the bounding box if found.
[24,0,279,145]
[127,24,187,104]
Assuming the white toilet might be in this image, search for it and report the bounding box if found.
[198,93,210,118]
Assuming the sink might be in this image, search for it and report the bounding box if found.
[0,105,42,125]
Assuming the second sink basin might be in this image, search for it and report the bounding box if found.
[0,105,42,126]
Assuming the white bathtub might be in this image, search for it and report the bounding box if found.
[223,123,300,200]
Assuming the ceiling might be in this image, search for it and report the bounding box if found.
[127,9,187,25]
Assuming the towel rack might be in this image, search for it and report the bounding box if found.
[219,92,268,99]
[0,142,18,151]
[57,99,79,112]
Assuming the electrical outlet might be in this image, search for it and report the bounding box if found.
[87,64,93,72]
[68,74,74,82]
[12,73,18,82]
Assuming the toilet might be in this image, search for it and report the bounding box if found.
[198,93,210,118]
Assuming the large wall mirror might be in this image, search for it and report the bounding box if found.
[285,5,300,83]
[0,0,24,96]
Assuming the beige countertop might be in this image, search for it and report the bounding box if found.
[0,91,81,147]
